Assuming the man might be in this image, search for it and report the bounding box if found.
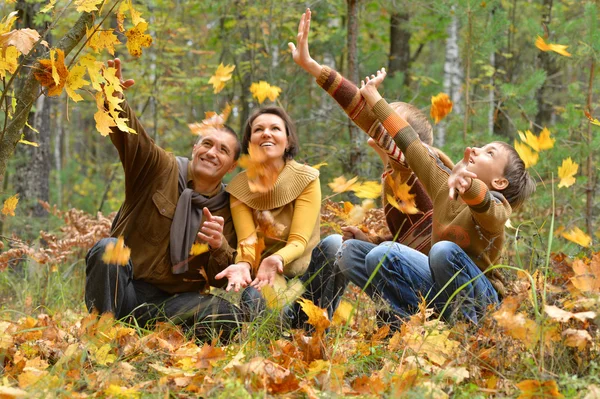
[85,58,255,341]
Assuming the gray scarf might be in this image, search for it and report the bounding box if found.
[170,156,229,274]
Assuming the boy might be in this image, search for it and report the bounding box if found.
[354,68,536,323]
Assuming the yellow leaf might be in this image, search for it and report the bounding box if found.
[92,343,117,366]
[102,236,131,265]
[238,144,280,193]
[584,110,600,127]
[558,157,578,188]
[34,48,68,96]
[250,80,282,104]
[86,27,121,56]
[79,54,104,90]
[535,36,571,57]
[104,384,140,399]
[561,227,592,247]
[516,379,564,399]
[40,0,57,13]
[562,329,592,350]
[493,296,539,348]
[208,63,235,94]
[75,0,104,13]
[125,22,152,58]
[513,140,538,168]
[0,386,28,398]
[311,162,328,170]
[298,298,330,333]
[2,194,19,216]
[544,305,596,323]
[0,12,18,35]
[95,109,116,137]
[0,28,40,55]
[332,299,354,326]
[517,128,554,152]
[65,65,89,102]
[0,45,20,79]
[328,175,359,193]
[430,93,453,124]
[18,138,38,147]
[188,103,232,136]
[352,180,382,199]
[189,243,209,256]
[570,254,600,293]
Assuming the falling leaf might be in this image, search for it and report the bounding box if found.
[328,175,359,193]
[125,22,152,58]
[188,103,232,136]
[298,298,331,334]
[75,0,104,13]
[0,28,40,55]
[352,180,382,199]
[65,65,89,102]
[558,157,578,188]
[34,48,68,96]
[255,210,285,238]
[250,81,282,104]
[518,128,555,152]
[189,243,209,256]
[348,199,375,224]
[430,93,453,124]
[516,379,564,399]
[239,235,266,273]
[238,143,280,193]
[102,236,131,265]
[513,140,539,169]
[584,110,600,127]
[562,227,592,247]
[2,194,19,216]
[86,27,121,55]
[311,162,328,170]
[535,36,571,57]
[208,63,235,94]
[0,45,19,78]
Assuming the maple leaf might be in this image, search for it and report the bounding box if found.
[517,128,555,152]
[250,80,282,104]
[125,22,152,58]
[79,54,104,90]
[188,103,232,136]
[584,109,600,127]
[557,157,578,188]
[544,305,596,323]
[102,236,131,265]
[562,328,592,350]
[352,180,382,199]
[430,93,453,124]
[34,48,68,96]
[2,194,19,216]
[104,384,140,398]
[535,35,571,57]
[86,27,121,55]
[40,0,57,13]
[255,210,285,238]
[298,298,331,334]
[117,0,146,32]
[94,92,116,136]
[570,253,600,293]
[328,175,359,193]
[332,299,354,326]
[0,45,20,79]
[65,65,89,102]
[493,296,539,348]
[239,235,266,272]
[0,12,18,35]
[238,143,280,193]
[311,162,328,170]
[561,227,592,247]
[513,140,539,169]
[385,174,419,214]
[189,243,209,256]
[0,28,40,55]
[208,63,235,94]
[75,0,104,13]
[516,379,564,399]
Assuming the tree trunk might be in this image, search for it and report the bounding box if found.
[345,0,365,176]
[534,0,558,131]
[0,11,95,184]
[388,11,411,87]
[438,11,462,147]
[492,2,515,138]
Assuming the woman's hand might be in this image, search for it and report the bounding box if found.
[214,262,252,292]
[250,254,284,289]
[448,147,478,200]
[288,8,321,78]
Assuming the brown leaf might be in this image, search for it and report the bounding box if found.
[0,28,39,54]
[516,379,564,399]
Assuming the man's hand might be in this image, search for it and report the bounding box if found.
[251,254,284,290]
[288,8,321,78]
[197,207,225,249]
[106,58,135,99]
[341,226,370,242]
[214,262,252,292]
[448,147,478,200]
[359,68,387,107]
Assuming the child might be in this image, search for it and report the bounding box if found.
[357,68,536,323]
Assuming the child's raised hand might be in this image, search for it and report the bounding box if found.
[448,147,478,200]
[360,68,387,90]
[359,68,386,106]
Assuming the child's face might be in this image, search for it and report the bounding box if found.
[466,143,509,191]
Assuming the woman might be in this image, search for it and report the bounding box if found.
[215,107,321,292]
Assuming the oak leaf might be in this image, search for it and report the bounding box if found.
[557,157,578,188]
[0,28,40,55]
[102,236,131,265]
[2,194,19,216]
[516,379,564,399]
[513,140,539,169]
[125,22,152,58]
[430,93,453,124]
[328,175,358,193]
[561,227,592,248]
[535,36,571,57]
[75,0,104,13]
[34,48,68,96]
[0,45,19,78]
[208,63,235,94]
[250,80,282,104]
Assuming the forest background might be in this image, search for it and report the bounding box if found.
[0,0,600,397]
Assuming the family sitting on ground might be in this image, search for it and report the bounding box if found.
[84,8,535,342]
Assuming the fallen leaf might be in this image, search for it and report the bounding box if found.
[430,93,453,124]
[2,194,19,216]
[125,22,152,58]
[208,63,235,94]
[298,298,331,334]
[493,296,539,348]
[557,157,578,188]
[570,254,600,293]
[516,379,564,399]
[544,305,596,323]
[535,35,571,57]
[562,328,592,350]
[0,386,28,398]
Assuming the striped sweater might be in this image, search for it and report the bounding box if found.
[371,99,511,295]
[316,66,433,254]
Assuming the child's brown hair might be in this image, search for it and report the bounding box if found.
[495,141,536,210]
